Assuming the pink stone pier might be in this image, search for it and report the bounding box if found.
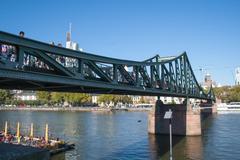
[148,100,217,136]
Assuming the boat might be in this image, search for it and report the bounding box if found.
[217,102,240,111]
[0,133,75,155]
[0,122,75,156]
[50,143,75,155]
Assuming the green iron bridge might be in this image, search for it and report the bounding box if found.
[0,31,215,101]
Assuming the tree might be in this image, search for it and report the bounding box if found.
[115,95,133,104]
[36,91,51,105]
[0,89,12,105]
[98,94,115,104]
[98,94,133,107]
[228,86,240,102]
[140,96,146,103]
[65,93,91,106]
[36,91,91,106]
[51,92,65,104]
[213,86,240,103]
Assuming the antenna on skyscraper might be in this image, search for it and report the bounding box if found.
[69,22,72,39]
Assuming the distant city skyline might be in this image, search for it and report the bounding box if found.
[1,0,240,85]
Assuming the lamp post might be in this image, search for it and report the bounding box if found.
[164,109,173,160]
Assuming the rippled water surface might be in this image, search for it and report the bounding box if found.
[0,111,240,160]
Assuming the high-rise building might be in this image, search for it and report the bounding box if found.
[65,23,82,51]
[65,23,83,67]
[235,67,240,85]
[202,73,217,89]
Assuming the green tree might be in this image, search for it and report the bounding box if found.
[228,86,240,102]
[115,95,133,104]
[51,92,65,104]
[36,91,51,105]
[213,86,240,103]
[36,91,91,106]
[0,89,12,105]
[98,94,116,107]
[66,93,91,106]
[139,96,146,103]
[98,94,133,107]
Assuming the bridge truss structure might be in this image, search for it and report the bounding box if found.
[0,31,215,101]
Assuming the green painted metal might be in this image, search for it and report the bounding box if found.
[0,31,215,101]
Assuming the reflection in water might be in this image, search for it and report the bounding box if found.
[51,153,65,160]
[149,134,203,160]
[184,136,203,160]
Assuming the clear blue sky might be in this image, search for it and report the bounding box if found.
[1,0,240,85]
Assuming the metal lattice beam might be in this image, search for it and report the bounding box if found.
[0,31,215,101]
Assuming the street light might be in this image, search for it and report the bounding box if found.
[164,109,173,160]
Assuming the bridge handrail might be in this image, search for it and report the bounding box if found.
[0,31,194,67]
[0,31,145,66]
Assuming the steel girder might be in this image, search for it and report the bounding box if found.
[0,31,215,101]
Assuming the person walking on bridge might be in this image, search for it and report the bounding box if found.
[19,31,25,37]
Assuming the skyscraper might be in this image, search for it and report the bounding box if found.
[65,23,80,51]
[202,73,217,89]
[66,23,71,42]
[235,67,240,85]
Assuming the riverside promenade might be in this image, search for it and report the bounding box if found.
[0,107,151,112]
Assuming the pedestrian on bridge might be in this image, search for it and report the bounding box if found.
[19,31,25,38]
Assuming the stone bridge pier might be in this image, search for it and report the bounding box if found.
[148,99,217,136]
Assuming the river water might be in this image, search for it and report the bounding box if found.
[0,111,240,160]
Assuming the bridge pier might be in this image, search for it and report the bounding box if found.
[148,100,216,136]
[200,101,217,122]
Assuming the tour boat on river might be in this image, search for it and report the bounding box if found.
[217,102,240,112]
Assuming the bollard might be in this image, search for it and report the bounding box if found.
[45,123,48,142]
[17,122,20,144]
[30,123,34,138]
[4,121,8,137]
